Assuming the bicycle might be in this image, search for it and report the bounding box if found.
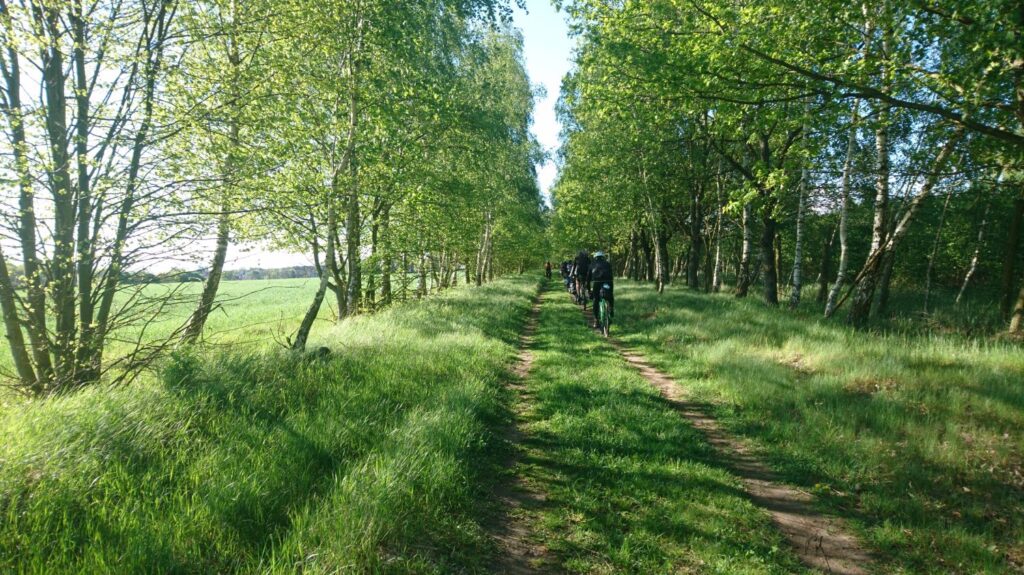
[574,278,587,307]
[596,284,612,337]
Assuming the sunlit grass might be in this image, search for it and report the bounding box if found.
[0,275,449,402]
[0,275,537,573]
[516,286,810,574]
[616,281,1024,574]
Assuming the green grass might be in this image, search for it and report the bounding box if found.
[0,275,452,402]
[0,275,537,573]
[615,280,1024,574]
[0,278,330,397]
[514,285,810,574]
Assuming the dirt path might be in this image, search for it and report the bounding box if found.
[489,289,558,574]
[583,307,874,575]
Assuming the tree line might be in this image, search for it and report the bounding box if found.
[551,0,1024,333]
[0,0,542,395]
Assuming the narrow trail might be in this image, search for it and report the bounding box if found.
[489,286,558,574]
[581,304,875,575]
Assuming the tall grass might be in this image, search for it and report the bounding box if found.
[616,281,1024,574]
[516,287,809,574]
[0,276,537,573]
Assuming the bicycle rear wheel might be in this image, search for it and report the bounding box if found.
[599,300,610,337]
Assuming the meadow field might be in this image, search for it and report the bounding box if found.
[0,276,538,573]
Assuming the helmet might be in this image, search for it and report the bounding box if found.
[593,251,606,259]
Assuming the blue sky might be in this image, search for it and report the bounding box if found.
[513,0,574,201]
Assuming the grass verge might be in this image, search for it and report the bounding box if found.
[0,275,537,573]
[516,286,810,574]
[615,281,1024,574]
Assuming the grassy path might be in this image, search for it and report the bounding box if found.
[508,285,810,574]
[489,290,558,573]
[613,282,1024,573]
[606,337,873,575]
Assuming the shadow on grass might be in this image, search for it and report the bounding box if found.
[615,281,1024,573]
[0,276,541,574]
[518,289,809,574]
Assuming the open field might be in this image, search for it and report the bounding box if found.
[0,275,452,401]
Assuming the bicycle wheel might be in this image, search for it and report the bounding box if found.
[599,300,610,337]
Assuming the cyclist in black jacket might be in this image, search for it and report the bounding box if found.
[572,250,591,308]
[589,251,614,328]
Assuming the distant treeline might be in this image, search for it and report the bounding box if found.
[140,266,320,284]
[3,266,321,289]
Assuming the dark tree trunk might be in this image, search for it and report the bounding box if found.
[875,250,896,315]
[0,247,37,389]
[41,5,77,387]
[418,251,427,298]
[640,229,654,282]
[380,205,392,306]
[816,224,836,304]
[761,209,779,305]
[1001,197,1024,318]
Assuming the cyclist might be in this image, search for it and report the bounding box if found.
[572,250,591,308]
[544,261,552,279]
[589,251,614,328]
[560,259,572,289]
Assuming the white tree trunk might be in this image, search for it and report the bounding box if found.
[824,100,860,317]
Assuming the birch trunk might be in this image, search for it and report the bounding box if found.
[183,19,242,344]
[344,80,361,316]
[183,201,233,343]
[825,100,861,317]
[846,128,963,326]
[955,196,991,305]
[293,201,337,351]
[789,165,808,309]
[762,210,779,306]
[654,229,669,293]
[735,204,752,297]
[687,187,704,289]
